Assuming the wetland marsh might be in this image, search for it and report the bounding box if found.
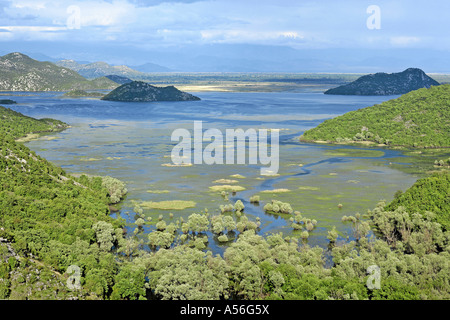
[5,88,424,254]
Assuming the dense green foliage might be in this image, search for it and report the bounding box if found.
[0,106,68,139]
[385,172,450,230]
[0,109,128,299]
[301,84,450,148]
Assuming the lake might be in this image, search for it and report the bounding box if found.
[4,89,418,254]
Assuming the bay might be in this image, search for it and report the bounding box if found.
[4,89,417,254]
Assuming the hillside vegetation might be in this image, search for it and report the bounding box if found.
[301,84,450,148]
[386,172,450,230]
[0,52,118,91]
[0,106,68,139]
[0,107,127,299]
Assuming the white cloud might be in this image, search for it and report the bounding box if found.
[200,29,304,45]
[0,0,449,52]
[390,36,420,47]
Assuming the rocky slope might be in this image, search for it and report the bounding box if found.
[324,68,440,95]
[0,52,118,91]
[56,59,147,79]
[101,81,201,102]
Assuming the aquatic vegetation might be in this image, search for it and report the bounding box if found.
[249,195,260,204]
[298,186,320,191]
[324,149,385,158]
[220,203,234,214]
[161,162,192,167]
[209,185,246,192]
[234,200,245,212]
[213,179,239,184]
[260,188,290,193]
[230,174,245,179]
[327,226,339,243]
[140,200,197,210]
[263,200,293,215]
[146,189,171,194]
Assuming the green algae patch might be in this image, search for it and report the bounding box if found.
[140,200,197,210]
[324,149,385,158]
[209,185,246,192]
[213,179,239,184]
[298,186,320,191]
[230,174,246,179]
[146,190,171,194]
[260,188,291,193]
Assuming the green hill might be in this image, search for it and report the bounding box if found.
[0,107,127,299]
[55,59,146,79]
[0,52,119,91]
[301,84,450,148]
[0,106,68,139]
[385,172,450,230]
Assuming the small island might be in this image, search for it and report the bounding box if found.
[324,68,440,96]
[0,99,17,105]
[63,89,105,98]
[101,81,201,102]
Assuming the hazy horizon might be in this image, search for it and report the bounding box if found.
[1,0,450,73]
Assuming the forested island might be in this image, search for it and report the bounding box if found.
[324,68,440,96]
[101,81,201,102]
[0,92,449,299]
[62,90,105,98]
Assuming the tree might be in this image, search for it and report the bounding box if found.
[147,246,229,300]
[110,265,146,300]
[92,221,116,251]
[187,213,209,234]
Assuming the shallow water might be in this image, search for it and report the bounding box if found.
[4,89,418,253]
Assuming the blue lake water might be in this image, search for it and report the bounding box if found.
[3,89,418,253]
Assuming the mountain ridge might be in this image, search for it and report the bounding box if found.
[324,68,440,95]
[55,59,164,79]
[0,52,119,91]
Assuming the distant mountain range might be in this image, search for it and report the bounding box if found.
[54,59,146,80]
[55,59,172,79]
[0,52,119,91]
[3,45,450,73]
[324,68,440,95]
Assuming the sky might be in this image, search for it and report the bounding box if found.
[1,0,450,72]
